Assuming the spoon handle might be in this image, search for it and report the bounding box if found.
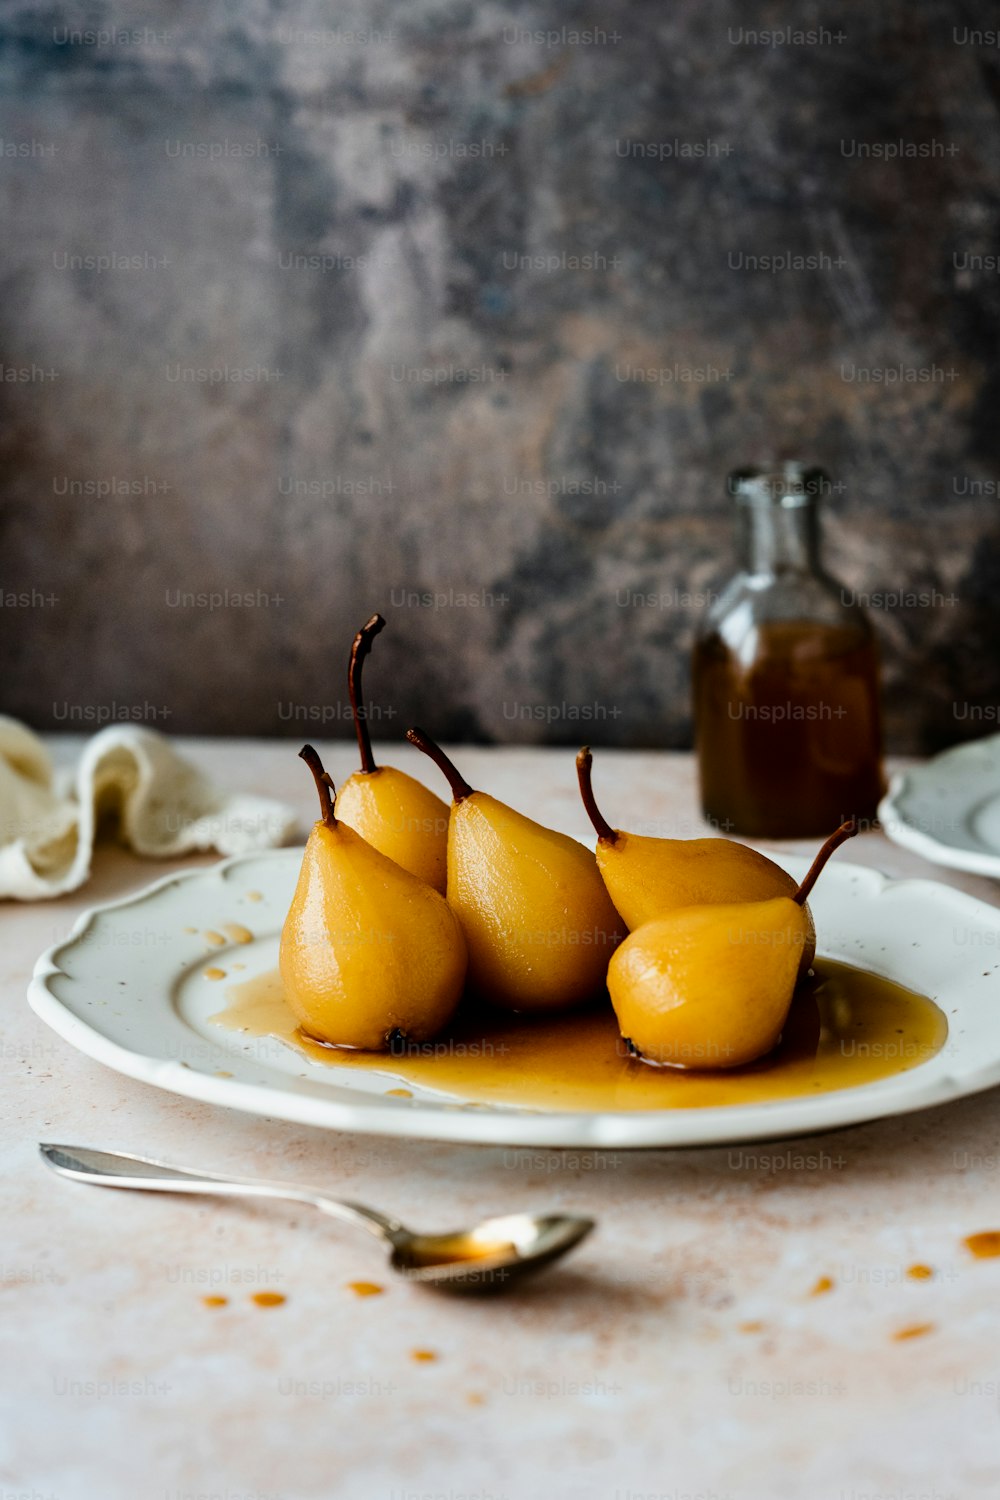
[39,1144,406,1246]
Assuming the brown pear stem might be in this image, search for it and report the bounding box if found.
[348,613,386,775]
[405,726,474,803]
[793,818,858,905]
[299,744,337,829]
[576,746,620,846]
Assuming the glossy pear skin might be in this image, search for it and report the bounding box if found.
[447,794,624,1012]
[608,897,809,1069]
[597,833,816,975]
[280,820,466,1050]
[335,767,449,893]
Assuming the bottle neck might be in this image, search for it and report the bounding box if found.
[737,496,820,577]
[730,465,825,578]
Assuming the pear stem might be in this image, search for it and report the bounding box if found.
[576,746,619,846]
[793,818,858,906]
[348,613,386,775]
[299,744,337,829]
[405,726,474,803]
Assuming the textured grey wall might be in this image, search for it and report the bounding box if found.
[2,0,999,750]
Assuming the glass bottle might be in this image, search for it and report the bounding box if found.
[692,463,884,839]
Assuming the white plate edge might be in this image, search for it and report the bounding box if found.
[880,762,1000,878]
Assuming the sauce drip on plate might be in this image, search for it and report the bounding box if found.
[210,960,947,1112]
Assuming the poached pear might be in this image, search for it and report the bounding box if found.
[577,745,816,976]
[280,745,466,1051]
[608,819,857,1069]
[406,727,624,1013]
[334,614,450,892]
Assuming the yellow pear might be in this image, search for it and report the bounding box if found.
[608,820,857,1069]
[577,746,816,975]
[334,614,449,893]
[280,746,466,1050]
[406,728,624,1013]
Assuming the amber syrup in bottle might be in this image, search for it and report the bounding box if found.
[693,465,884,839]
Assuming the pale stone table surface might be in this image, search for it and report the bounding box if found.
[6,739,1000,1500]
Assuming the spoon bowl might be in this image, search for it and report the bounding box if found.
[391,1212,595,1289]
[39,1144,594,1292]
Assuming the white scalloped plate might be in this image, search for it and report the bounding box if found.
[27,848,1000,1147]
[880,736,1000,878]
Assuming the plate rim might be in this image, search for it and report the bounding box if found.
[879,736,1000,877]
[26,847,1000,1149]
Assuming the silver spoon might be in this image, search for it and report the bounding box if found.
[39,1144,594,1292]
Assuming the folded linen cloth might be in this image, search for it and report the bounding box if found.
[0,717,298,900]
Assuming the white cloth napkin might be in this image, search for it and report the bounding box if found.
[0,718,298,900]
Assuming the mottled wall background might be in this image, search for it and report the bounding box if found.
[2,0,999,750]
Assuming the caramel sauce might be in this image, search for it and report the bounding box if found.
[347,1281,384,1298]
[411,1349,438,1363]
[204,931,226,947]
[223,923,254,945]
[810,1275,834,1296]
[203,967,227,981]
[210,960,946,1112]
[251,1291,286,1308]
[907,1264,933,1280]
[403,1236,516,1268]
[893,1323,935,1341]
[964,1232,1000,1259]
[202,1295,228,1308]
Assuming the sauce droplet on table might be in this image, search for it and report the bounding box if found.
[251,1291,286,1308]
